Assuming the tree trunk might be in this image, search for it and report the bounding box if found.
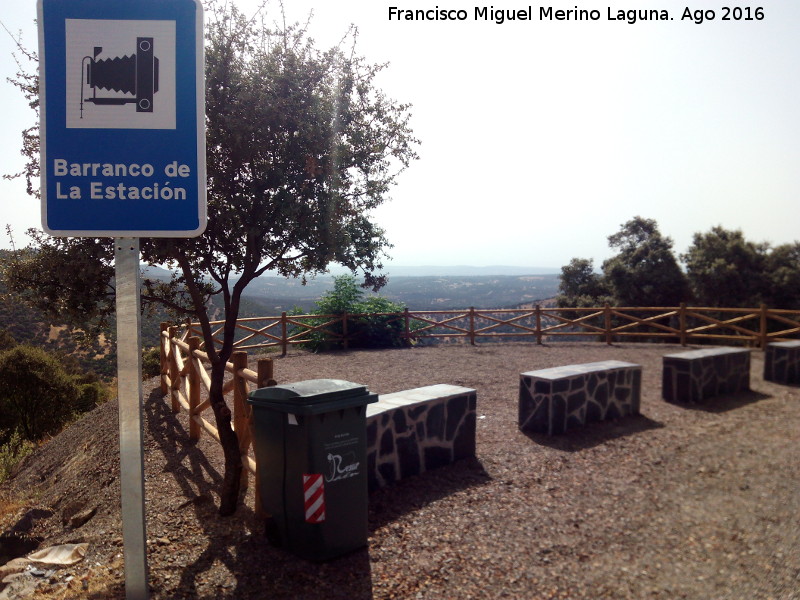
[209,360,242,516]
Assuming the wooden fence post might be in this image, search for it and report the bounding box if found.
[187,337,202,440]
[404,308,411,346]
[679,303,687,346]
[281,312,288,356]
[469,307,476,346]
[168,326,180,413]
[760,304,769,349]
[342,311,349,350]
[160,323,169,395]
[535,305,542,345]
[604,304,612,345]
[232,351,251,492]
[257,358,276,388]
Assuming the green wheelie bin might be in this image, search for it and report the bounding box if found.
[248,379,377,561]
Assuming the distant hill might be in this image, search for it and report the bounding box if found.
[247,264,561,278]
[141,264,562,313]
[367,265,561,277]
[241,273,561,313]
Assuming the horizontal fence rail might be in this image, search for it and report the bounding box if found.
[182,304,800,355]
[159,324,277,512]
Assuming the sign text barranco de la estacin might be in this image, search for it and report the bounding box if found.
[37,0,206,238]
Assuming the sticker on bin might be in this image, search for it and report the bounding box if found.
[303,474,326,523]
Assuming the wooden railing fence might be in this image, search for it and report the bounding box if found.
[182,304,800,355]
[159,323,277,509]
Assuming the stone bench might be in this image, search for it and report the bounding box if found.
[519,361,642,435]
[764,341,800,384]
[662,347,750,404]
[366,384,476,492]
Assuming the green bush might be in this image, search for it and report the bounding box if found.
[0,430,35,483]
[347,296,409,349]
[0,345,81,442]
[142,346,162,380]
[299,275,418,351]
[76,381,110,412]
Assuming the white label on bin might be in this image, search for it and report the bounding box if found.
[287,414,298,426]
[324,452,360,482]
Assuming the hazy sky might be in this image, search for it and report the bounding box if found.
[2,1,798,270]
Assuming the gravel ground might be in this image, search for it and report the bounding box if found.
[1,342,799,599]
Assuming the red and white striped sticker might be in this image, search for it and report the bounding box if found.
[303,474,326,523]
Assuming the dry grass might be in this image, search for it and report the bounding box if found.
[26,556,125,599]
[0,495,28,531]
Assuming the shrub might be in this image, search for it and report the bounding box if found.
[0,431,35,483]
[300,275,417,351]
[142,346,162,380]
[347,296,409,349]
[76,381,109,412]
[0,345,81,442]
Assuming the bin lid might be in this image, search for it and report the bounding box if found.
[247,378,378,415]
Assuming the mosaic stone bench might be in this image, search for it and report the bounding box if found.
[518,361,642,435]
[662,347,750,404]
[366,384,476,492]
[763,341,800,385]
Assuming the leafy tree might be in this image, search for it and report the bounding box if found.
[556,258,611,308]
[5,2,418,514]
[0,250,54,347]
[557,217,689,308]
[681,226,769,307]
[683,228,800,309]
[765,242,800,309]
[0,345,81,442]
[602,216,690,306]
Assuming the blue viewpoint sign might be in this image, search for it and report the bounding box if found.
[38,0,206,237]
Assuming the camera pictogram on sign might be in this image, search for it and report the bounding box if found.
[66,19,176,129]
[80,37,160,118]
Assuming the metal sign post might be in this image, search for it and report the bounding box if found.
[36,1,206,598]
[114,238,148,599]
